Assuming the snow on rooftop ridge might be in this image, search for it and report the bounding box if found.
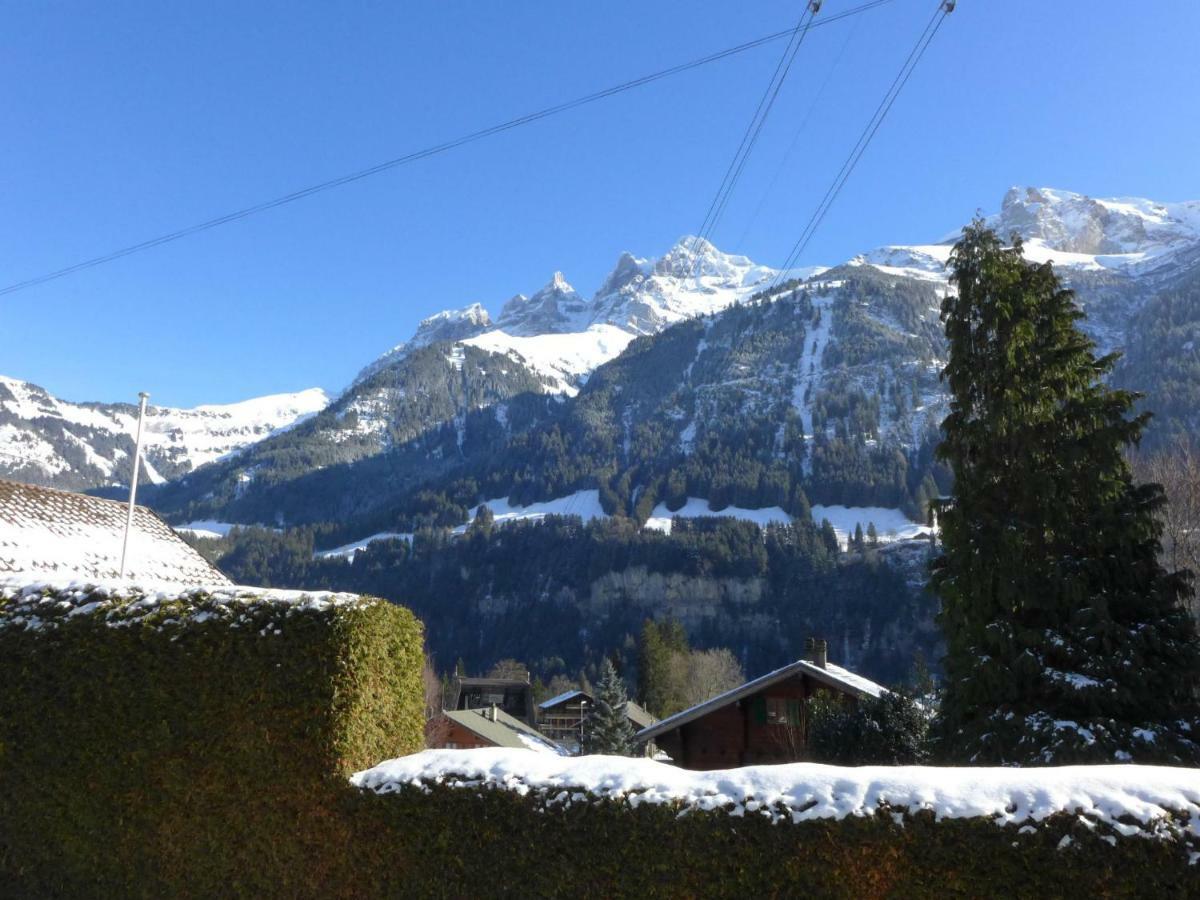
[352,749,1200,849]
[539,689,587,709]
[0,576,367,633]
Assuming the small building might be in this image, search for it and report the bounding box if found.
[0,479,230,586]
[450,676,537,726]
[634,640,885,770]
[537,689,657,752]
[427,706,564,754]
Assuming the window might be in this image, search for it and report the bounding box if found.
[765,697,801,726]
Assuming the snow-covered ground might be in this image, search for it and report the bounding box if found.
[176,520,241,540]
[352,748,1200,851]
[810,505,931,547]
[463,325,636,396]
[457,490,609,532]
[644,498,792,534]
[315,532,413,560]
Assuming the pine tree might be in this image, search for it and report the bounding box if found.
[932,222,1200,765]
[866,522,879,546]
[853,523,865,551]
[582,658,637,756]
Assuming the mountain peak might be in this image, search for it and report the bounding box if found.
[991,186,1200,256]
[496,272,590,336]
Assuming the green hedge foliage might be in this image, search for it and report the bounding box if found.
[0,583,424,898]
[346,785,1197,898]
[2,584,1191,898]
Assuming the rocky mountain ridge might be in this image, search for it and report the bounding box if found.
[0,376,328,491]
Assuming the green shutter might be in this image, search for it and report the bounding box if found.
[751,695,766,725]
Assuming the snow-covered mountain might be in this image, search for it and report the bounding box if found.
[0,375,328,491]
[352,237,807,396]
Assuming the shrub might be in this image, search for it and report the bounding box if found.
[0,581,424,898]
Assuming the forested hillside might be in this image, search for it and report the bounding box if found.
[196,515,937,685]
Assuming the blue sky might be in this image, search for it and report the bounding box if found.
[4,1,1199,406]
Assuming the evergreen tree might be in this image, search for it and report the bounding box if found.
[932,222,1200,764]
[853,523,865,551]
[637,619,689,717]
[866,522,879,547]
[582,658,636,756]
[819,519,840,554]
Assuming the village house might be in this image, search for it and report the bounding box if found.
[426,705,564,754]
[634,639,886,770]
[538,689,657,752]
[0,478,229,586]
[450,675,538,726]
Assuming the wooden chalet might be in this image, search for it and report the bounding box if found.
[537,689,656,752]
[634,640,885,770]
[426,706,563,754]
[450,676,537,726]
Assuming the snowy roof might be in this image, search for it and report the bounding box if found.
[636,657,885,744]
[538,689,586,710]
[352,748,1200,854]
[0,479,230,587]
[442,708,565,755]
[537,690,656,729]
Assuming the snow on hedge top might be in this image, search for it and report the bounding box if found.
[0,576,366,633]
[353,749,1200,848]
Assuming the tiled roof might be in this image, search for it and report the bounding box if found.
[0,479,230,586]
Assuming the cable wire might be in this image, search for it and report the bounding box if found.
[689,2,819,257]
[0,0,893,299]
[769,1,951,290]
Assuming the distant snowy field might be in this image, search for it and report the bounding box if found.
[353,748,1200,852]
[810,505,932,546]
[315,491,929,559]
[644,498,791,534]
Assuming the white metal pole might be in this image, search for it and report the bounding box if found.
[118,392,150,579]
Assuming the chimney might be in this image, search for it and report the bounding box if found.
[806,638,827,669]
[489,703,498,722]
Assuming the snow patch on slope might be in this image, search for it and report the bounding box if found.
[810,505,930,547]
[644,498,791,534]
[462,326,636,396]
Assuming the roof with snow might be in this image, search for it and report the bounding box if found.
[635,657,885,745]
[537,689,657,730]
[0,479,230,587]
[538,689,586,710]
[440,707,564,755]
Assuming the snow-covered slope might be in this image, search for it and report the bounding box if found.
[0,375,328,490]
[852,186,1200,282]
[352,236,801,396]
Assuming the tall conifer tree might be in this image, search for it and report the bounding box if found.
[932,222,1200,764]
[583,658,636,756]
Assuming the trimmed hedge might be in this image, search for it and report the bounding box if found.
[0,582,424,898]
[2,582,1194,897]
[344,785,1199,898]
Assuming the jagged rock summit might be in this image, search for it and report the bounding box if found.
[991,186,1200,256]
[353,236,783,393]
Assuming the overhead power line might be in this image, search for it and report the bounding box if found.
[769,0,953,290]
[0,0,893,299]
[690,1,822,257]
